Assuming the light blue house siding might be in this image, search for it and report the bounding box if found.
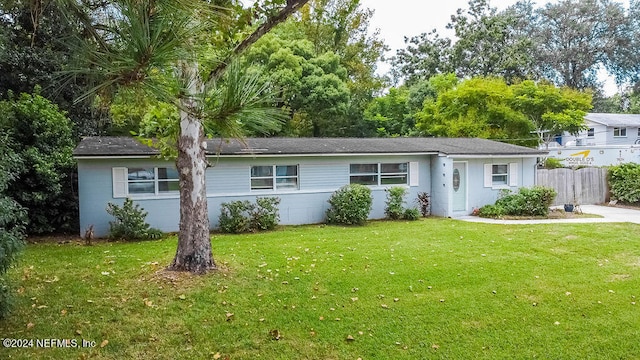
[207,154,430,226]
[78,154,431,237]
[74,136,545,237]
[429,156,538,217]
[78,158,182,237]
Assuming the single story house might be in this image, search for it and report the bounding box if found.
[73,137,546,237]
[558,113,640,147]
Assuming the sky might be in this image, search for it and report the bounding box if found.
[360,0,530,56]
[358,0,631,94]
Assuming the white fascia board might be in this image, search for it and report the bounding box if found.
[210,152,439,158]
[446,154,543,159]
[74,155,156,160]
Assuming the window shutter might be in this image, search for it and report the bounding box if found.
[483,164,492,188]
[509,163,518,186]
[112,167,127,198]
[409,162,419,186]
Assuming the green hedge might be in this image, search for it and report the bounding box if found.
[608,163,640,203]
[326,184,372,225]
[478,186,557,218]
[219,197,281,233]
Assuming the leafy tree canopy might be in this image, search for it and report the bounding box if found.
[415,75,591,146]
[417,76,534,144]
[511,80,592,146]
[391,0,633,98]
[0,0,109,135]
[0,135,27,319]
[0,89,77,234]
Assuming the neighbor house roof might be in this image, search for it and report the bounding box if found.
[585,113,640,127]
[73,136,545,158]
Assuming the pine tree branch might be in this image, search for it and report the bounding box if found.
[207,0,310,83]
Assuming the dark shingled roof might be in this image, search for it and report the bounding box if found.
[73,136,545,158]
[73,137,160,157]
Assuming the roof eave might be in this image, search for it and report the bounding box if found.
[74,154,158,159]
[446,153,544,158]
[210,151,441,158]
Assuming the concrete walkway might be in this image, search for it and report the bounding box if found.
[458,205,640,225]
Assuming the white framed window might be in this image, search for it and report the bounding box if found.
[112,167,179,197]
[350,163,409,186]
[587,128,595,137]
[614,127,627,137]
[484,163,518,188]
[250,165,298,191]
[491,164,508,185]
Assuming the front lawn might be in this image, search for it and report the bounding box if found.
[2,219,640,359]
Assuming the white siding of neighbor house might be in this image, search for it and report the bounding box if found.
[560,121,640,147]
[78,155,431,237]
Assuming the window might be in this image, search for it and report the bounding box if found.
[350,163,408,186]
[491,165,508,185]
[113,167,179,197]
[587,128,595,137]
[250,165,298,191]
[483,163,518,188]
[614,127,627,137]
[349,164,378,185]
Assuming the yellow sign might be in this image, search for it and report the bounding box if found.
[570,150,591,158]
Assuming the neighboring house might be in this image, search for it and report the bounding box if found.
[548,113,640,166]
[559,113,640,147]
[73,137,545,237]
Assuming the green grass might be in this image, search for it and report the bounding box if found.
[2,218,640,359]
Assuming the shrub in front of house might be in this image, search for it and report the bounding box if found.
[219,200,253,233]
[477,204,506,218]
[106,198,163,240]
[250,197,281,231]
[403,207,421,220]
[385,186,407,220]
[608,163,640,203]
[384,186,421,221]
[219,197,281,233]
[478,186,557,218]
[326,184,372,225]
[416,192,430,217]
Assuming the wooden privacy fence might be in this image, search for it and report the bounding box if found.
[536,168,609,206]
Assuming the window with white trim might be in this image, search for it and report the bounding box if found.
[491,164,508,185]
[112,167,179,197]
[350,163,408,186]
[587,128,595,137]
[250,165,298,191]
[483,163,518,188]
[614,127,627,137]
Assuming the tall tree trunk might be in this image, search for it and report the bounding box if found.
[168,64,216,274]
[167,0,311,274]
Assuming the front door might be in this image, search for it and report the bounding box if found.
[452,162,467,212]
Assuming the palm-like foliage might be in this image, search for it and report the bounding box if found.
[204,60,287,140]
[63,0,207,103]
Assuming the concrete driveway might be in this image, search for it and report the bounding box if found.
[458,205,640,225]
